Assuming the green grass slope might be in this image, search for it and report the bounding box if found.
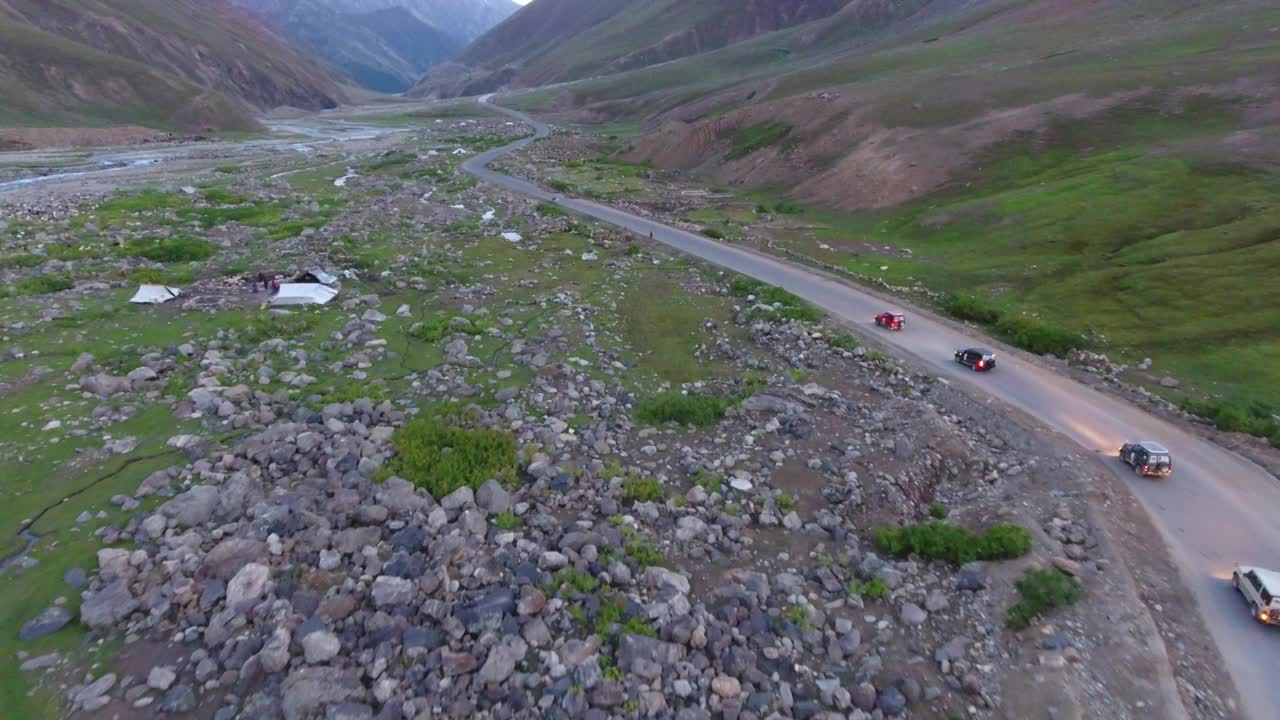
[499,0,1280,419]
[412,0,854,97]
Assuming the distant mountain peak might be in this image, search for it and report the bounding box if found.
[233,0,519,93]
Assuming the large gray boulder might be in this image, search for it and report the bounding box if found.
[160,485,220,527]
[80,578,137,628]
[281,667,365,720]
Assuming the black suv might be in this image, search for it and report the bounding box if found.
[954,348,996,371]
[1120,441,1173,477]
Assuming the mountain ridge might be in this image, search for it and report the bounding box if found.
[0,0,347,132]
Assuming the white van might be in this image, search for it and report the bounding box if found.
[1233,565,1280,625]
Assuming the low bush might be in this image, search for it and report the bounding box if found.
[828,333,861,352]
[726,121,791,160]
[0,254,44,270]
[385,419,517,498]
[625,539,664,567]
[493,512,523,530]
[536,203,566,217]
[240,311,319,344]
[1006,568,1081,629]
[993,315,1086,356]
[634,392,733,427]
[406,315,488,343]
[730,277,822,322]
[1183,398,1280,448]
[621,476,663,504]
[201,187,250,205]
[702,227,726,239]
[775,493,795,513]
[874,521,1031,565]
[929,502,948,519]
[16,273,73,295]
[849,576,888,600]
[121,236,213,263]
[944,294,1001,325]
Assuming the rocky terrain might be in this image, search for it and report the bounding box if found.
[0,104,1239,720]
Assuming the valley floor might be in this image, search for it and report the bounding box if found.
[0,103,1242,719]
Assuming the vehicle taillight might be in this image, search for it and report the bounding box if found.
[1143,465,1149,472]
[1261,611,1271,623]
[977,360,985,368]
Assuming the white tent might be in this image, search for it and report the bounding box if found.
[130,285,182,304]
[269,283,337,306]
[296,268,337,285]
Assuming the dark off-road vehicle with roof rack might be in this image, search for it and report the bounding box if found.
[954,348,996,371]
[1119,441,1173,477]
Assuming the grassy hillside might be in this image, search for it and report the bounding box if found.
[411,0,853,97]
[499,0,1280,418]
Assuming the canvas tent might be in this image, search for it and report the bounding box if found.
[269,283,337,306]
[130,285,182,304]
[295,268,337,285]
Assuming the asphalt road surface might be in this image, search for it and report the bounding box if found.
[467,96,1280,719]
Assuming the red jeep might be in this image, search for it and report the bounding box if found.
[874,312,906,330]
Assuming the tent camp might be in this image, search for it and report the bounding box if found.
[269,283,338,306]
[130,285,182,304]
[295,268,337,285]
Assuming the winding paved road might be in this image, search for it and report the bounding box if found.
[467,96,1279,719]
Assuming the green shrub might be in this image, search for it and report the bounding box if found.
[0,254,43,269]
[850,576,888,600]
[776,493,796,513]
[406,315,488,343]
[202,187,249,205]
[625,539,663,567]
[773,201,804,215]
[265,219,326,241]
[693,470,722,494]
[548,569,598,596]
[625,243,642,256]
[635,392,732,427]
[874,521,1031,565]
[1006,568,1081,629]
[536,203,566,217]
[132,267,195,286]
[730,277,821,322]
[726,122,791,160]
[121,236,214,263]
[993,315,1086,356]
[494,512,523,530]
[240,311,319,344]
[620,616,656,638]
[703,227,726,240]
[621,476,663,504]
[929,502,948,519]
[944,294,1001,325]
[385,419,517,498]
[1181,398,1280,448]
[828,333,861,352]
[16,273,73,295]
[547,179,573,193]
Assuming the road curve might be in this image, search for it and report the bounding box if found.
[466,96,1278,719]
